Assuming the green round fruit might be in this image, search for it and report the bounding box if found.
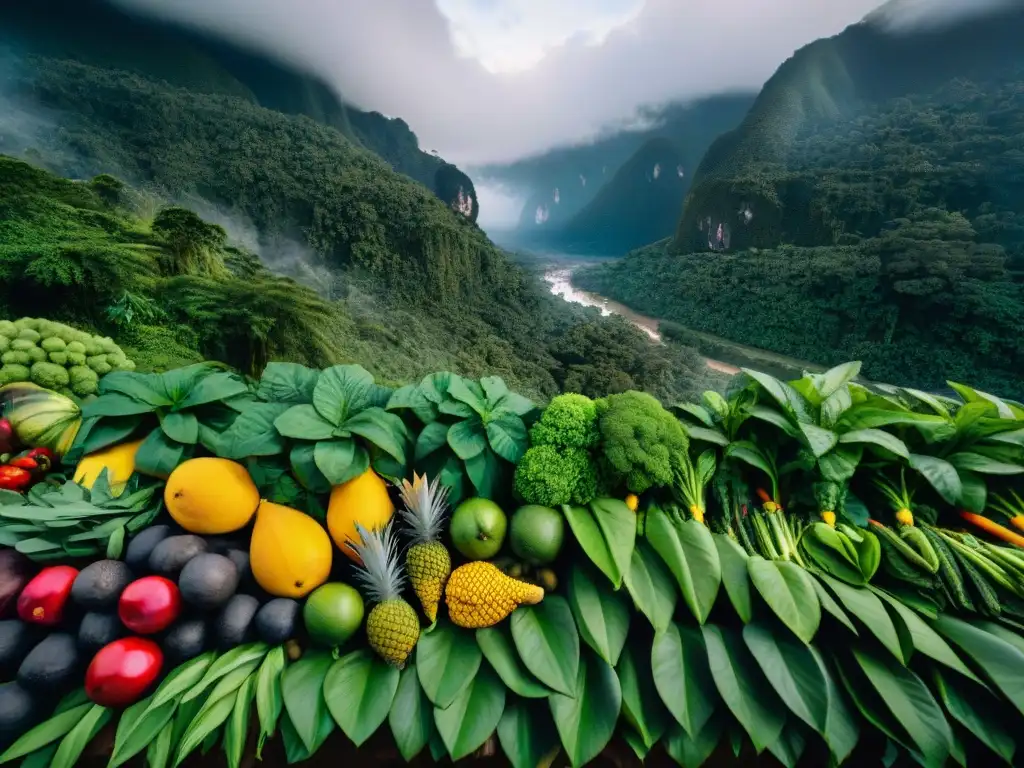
[510,505,565,565]
[450,497,507,560]
[303,583,364,648]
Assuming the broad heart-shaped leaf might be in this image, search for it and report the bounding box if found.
[134,427,187,477]
[851,646,952,767]
[314,439,369,485]
[817,572,903,662]
[747,558,821,644]
[389,663,434,762]
[477,624,552,698]
[257,361,319,404]
[664,716,725,768]
[447,418,487,460]
[702,624,786,754]
[312,364,376,425]
[510,597,580,697]
[933,667,1015,764]
[281,650,333,754]
[414,421,450,462]
[290,443,332,494]
[274,404,335,440]
[714,534,753,623]
[549,651,622,768]
[617,639,670,748]
[908,453,963,505]
[465,446,502,497]
[343,408,408,465]
[497,698,560,768]
[433,664,506,761]
[562,500,634,589]
[742,624,828,736]
[493,391,537,418]
[871,589,981,685]
[485,412,528,464]
[646,510,721,624]
[324,650,400,747]
[799,423,839,458]
[624,539,677,632]
[387,384,440,424]
[160,411,199,444]
[931,614,1024,719]
[416,620,482,709]
[445,375,488,416]
[215,402,289,459]
[651,623,718,738]
[566,562,630,666]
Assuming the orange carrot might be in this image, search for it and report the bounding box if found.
[755,488,773,504]
[1011,516,1024,534]
[959,510,1024,548]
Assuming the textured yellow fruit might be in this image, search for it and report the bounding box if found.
[164,457,260,534]
[250,501,333,598]
[366,598,420,668]
[74,439,144,498]
[327,469,395,563]
[896,508,915,527]
[821,511,837,527]
[406,541,451,623]
[445,561,545,629]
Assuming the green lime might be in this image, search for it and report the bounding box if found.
[450,497,507,560]
[510,505,565,565]
[302,582,364,647]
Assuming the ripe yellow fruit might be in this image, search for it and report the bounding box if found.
[74,439,144,497]
[250,501,333,598]
[327,469,395,563]
[164,457,260,534]
[366,599,420,668]
[625,494,639,512]
[445,561,545,629]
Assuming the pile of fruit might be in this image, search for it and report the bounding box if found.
[1,348,1024,767]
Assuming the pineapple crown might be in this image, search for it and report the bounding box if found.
[349,521,406,604]
[397,472,451,545]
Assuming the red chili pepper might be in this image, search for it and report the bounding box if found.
[7,457,38,471]
[25,448,54,471]
[0,465,32,491]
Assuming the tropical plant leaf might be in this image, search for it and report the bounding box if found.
[617,639,669,748]
[477,625,552,699]
[742,624,828,736]
[510,597,580,697]
[49,704,111,768]
[566,562,631,666]
[497,698,560,768]
[433,664,506,761]
[281,650,333,754]
[646,510,721,624]
[623,539,678,632]
[908,454,963,505]
[932,615,1024,719]
[324,650,401,747]
[747,557,821,644]
[715,533,753,623]
[651,623,718,738]
[548,651,621,768]
[562,500,634,589]
[664,717,724,768]
[818,573,902,661]
[415,620,482,709]
[932,668,1015,764]
[389,663,434,762]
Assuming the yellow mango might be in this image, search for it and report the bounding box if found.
[250,501,333,598]
[164,457,260,534]
[327,469,395,563]
[74,439,144,497]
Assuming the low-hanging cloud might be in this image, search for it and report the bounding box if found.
[109,0,1007,165]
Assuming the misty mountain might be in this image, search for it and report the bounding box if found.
[0,0,478,219]
[477,93,755,241]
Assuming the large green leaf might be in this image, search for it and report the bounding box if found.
[664,717,724,768]
[623,539,678,632]
[809,576,858,635]
[948,451,1024,476]
[414,421,450,462]
[344,408,408,465]
[742,624,828,736]
[134,428,187,477]
[323,650,400,747]
[646,510,721,624]
[562,500,635,588]
[651,623,718,738]
[433,664,505,761]
[742,369,812,423]
[549,651,622,768]
[747,558,821,644]
[817,573,903,661]
[510,597,580,697]
[497,698,560,768]
[933,668,1015,764]
[838,428,910,459]
[416,620,482,709]
[312,364,376,425]
[814,647,860,764]
[702,624,785,754]
[617,640,669,749]
[274,404,335,441]
[281,651,333,754]
[257,361,319,404]
[446,418,487,460]
[851,646,952,767]
[485,412,528,464]
[932,614,1024,718]
[476,624,551,698]
[388,663,434,762]
[908,454,963,505]
[714,534,753,623]
[799,423,839,458]
[566,562,630,666]
[0,702,93,763]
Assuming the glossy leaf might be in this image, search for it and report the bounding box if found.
[49,704,111,768]
[510,597,580,697]
[647,510,721,624]
[818,573,902,661]
[814,646,860,764]
[623,539,678,632]
[932,614,1024,718]
[908,453,963,505]
[702,624,785,754]
[549,651,622,768]
[747,557,821,643]
[617,640,669,748]
[433,664,506,761]
[255,646,285,741]
[566,562,630,666]
[223,672,256,768]
[562,500,635,588]
[324,649,401,746]
[497,698,560,768]
[715,533,753,623]
[414,421,450,461]
[664,717,724,768]
[742,624,828,735]
[389,662,434,762]
[838,428,910,459]
[933,668,1015,764]
[0,702,93,763]
[281,650,333,753]
[477,624,552,699]
[651,623,718,738]
[416,620,482,709]
[809,576,858,635]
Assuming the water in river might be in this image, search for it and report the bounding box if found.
[543,268,662,342]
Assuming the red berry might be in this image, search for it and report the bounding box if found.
[17,565,78,626]
[118,576,181,634]
[85,637,163,707]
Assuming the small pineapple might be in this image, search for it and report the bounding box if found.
[348,522,420,668]
[445,561,545,629]
[397,472,452,623]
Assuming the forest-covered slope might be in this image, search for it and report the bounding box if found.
[0,0,478,219]
[579,34,1024,397]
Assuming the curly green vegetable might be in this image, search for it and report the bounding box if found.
[514,445,597,507]
[596,390,689,494]
[529,393,600,449]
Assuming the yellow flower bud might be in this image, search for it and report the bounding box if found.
[896,508,914,527]
[625,493,639,512]
[763,501,780,514]
[690,504,705,524]
[821,511,836,527]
